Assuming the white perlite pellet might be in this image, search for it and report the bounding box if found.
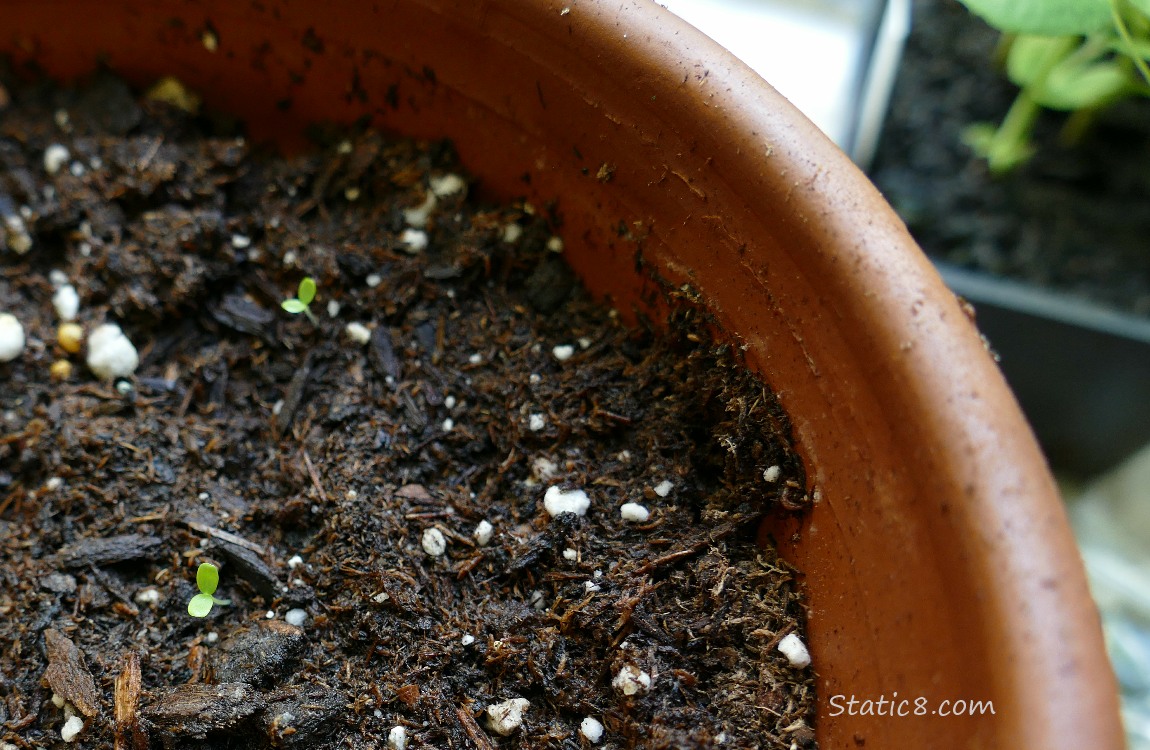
[400,228,429,254]
[551,344,575,361]
[61,715,84,742]
[134,588,161,605]
[653,480,673,497]
[230,233,251,249]
[421,528,447,557]
[4,213,32,254]
[562,548,578,561]
[619,503,650,523]
[580,717,605,743]
[0,313,25,362]
[546,235,564,253]
[284,608,307,627]
[44,144,70,175]
[288,554,304,569]
[501,223,523,244]
[346,322,372,345]
[461,634,476,646]
[388,725,407,750]
[403,192,437,228]
[612,664,651,695]
[763,465,781,483]
[777,632,811,668]
[543,486,590,517]
[532,457,558,481]
[429,173,467,197]
[86,323,139,380]
[485,698,530,736]
[474,520,494,547]
[528,413,546,431]
[53,284,80,320]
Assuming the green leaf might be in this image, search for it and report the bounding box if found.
[281,299,307,314]
[298,277,317,306]
[196,562,219,596]
[188,593,215,617]
[1006,36,1080,88]
[961,122,1036,175]
[1037,60,1135,109]
[1128,0,1150,18]
[956,0,1112,35]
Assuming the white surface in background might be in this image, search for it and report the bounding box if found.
[1067,444,1150,750]
[659,0,867,148]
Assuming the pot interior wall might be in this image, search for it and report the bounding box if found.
[3,1,1122,748]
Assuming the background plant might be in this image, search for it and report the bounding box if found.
[958,0,1150,173]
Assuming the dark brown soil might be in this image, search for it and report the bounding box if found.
[0,72,816,749]
[871,0,1150,316]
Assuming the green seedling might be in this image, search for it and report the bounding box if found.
[281,277,318,324]
[188,562,231,617]
[957,0,1150,173]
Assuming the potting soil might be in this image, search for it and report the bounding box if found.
[0,71,817,749]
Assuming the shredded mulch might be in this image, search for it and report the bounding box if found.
[0,70,816,749]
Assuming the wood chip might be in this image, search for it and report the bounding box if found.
[210,621,305,686]
[212,539,279,600]
[114,652,147,750]
[272,351,314,439]
[42,629,101,717]
[368,325,401,382]
[143,683,265,738]
[58,534,163,568]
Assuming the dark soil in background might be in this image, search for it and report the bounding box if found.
[0,71,816,749]
[870,0,1150,316]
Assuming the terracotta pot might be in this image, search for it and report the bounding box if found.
[4,1,1123,747]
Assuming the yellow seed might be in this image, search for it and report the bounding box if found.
[49,359,73,381]
[58,323,84,354]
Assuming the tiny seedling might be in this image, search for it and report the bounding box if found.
[281,277,319,324]
[957,0,1150,173]
[188,562,231,617]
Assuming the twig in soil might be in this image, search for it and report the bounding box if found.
[114,651,147,750]
[633,517,751,575]
[182,519,267,555]
[752,622,798,654]
[302,450,329,505]
[455,706,497,750]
